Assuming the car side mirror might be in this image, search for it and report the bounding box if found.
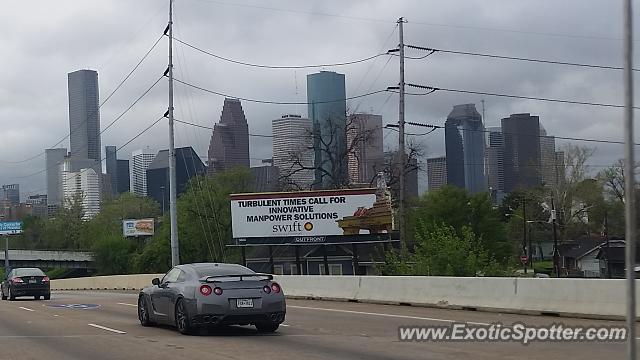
[152,278,160,286]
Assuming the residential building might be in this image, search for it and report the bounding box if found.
[347,113,384,185]
[207,98,249,174]
[146,147,206,212]
[105,145,118,194]
[116,159,130,194]
[501,113,541,192]
[307,71,348,188]
[1,184,20,206]
[131,148,155,196]
[427,157,447,192]
[445,104,486,193]
[68,69,101,162]
[45,148,67,206]
[272,114,313,189]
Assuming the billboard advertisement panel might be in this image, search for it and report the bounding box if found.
[230,188,394,239]
[122,219,155,237]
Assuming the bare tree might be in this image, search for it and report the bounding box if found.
[597,158,640,203]
[279,113,381,190]
[370,138,424,202]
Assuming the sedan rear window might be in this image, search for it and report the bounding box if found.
[195,265,255,278]
[13,268,45,277]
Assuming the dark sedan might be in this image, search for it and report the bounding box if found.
[138,263,286,334]
[1,268,51,301]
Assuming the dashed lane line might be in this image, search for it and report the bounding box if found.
[87,323,126,334]
[18,307,35,312]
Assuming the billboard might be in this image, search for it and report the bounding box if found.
[230,188,394,239]
[122,219,155,237]
[0,221,22,235]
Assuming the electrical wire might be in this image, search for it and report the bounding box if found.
[173,77,387,105]
[0,34,165,165]
[405,83,640,109]
[407,44,639,72]
[173,37,386,69]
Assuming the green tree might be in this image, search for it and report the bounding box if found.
[92,233,134,275]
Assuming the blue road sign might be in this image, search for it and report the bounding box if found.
[0,221,22,235]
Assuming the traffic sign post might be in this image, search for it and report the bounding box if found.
[1,222,22,271]
[520,255,528,264]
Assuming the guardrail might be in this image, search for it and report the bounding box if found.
[51,275,640,320]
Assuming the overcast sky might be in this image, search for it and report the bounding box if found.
[0,0,638,197]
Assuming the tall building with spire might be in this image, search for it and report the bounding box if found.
[207,98,250,174]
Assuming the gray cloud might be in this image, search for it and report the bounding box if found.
[0,0,637,197]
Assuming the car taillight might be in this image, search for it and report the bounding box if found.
[11,277,23,284]
[199,285,212,296]
[263,285,271,294]
[271,283,281,293]
[42,276,50,283]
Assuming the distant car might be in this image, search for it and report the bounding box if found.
[138,263,286,334]
[1,267,51,301]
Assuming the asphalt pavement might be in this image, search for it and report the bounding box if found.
[0,290,633,359]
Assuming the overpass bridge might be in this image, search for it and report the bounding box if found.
[0,250,94,269]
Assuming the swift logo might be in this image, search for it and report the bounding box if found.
[272,222,303,233]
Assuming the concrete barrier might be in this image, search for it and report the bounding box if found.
[51,275,638,319]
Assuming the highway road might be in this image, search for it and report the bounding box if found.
[0,291,632,359]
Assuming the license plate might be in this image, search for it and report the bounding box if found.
[28,280,36,284]
[236,298,253,308]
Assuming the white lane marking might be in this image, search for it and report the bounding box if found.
[87,323,126,334]
[18,307,35,312]
[281,324,290,327]
[53,315,60,317]
[288,305,490,326]
[117,303,137,307]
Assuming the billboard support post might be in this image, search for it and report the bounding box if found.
[323,245,329,275]
[268,246,274,274]
[352,243,359,275]
[241,247,247,267]
[295,246,302,275]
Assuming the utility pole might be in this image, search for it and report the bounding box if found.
[4,235,8,271]
[551,196,559,277]
[167,0,180,266]
[522,199,527,274]
[397,17,407,251]
[623,0,636,357]
[604,211,611,279]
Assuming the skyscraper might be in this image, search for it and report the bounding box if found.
[60,159,100,219]
[131,148,155,196]
[445,104,486,193]
[307,71,347,189]
[501,113,541,192]
[146,147,206,212]
[45,148,67,206]
[68,70,101,162]
[105,145,118,194]
[207,98,250,174]
[1,184,19,206]
[347,113,384,185]
[539,126,557,188]
[486,127,504,192]
[272,114,313,189]
[116,159,130,194]
[427,157,447,192]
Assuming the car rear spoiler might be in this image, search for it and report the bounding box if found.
[201,273,273,282]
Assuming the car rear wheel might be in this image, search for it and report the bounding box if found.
[175,299,194,335]
[1,289,6,301]
[255,322,279,333]
[34,295,40,300]
[138,296,154,327]
[8,288,15,301]
[44,294,50,300]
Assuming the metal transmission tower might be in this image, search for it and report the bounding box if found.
[166,0,180,266]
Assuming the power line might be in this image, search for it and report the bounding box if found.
[12,77,164,179]
[386,122,640,146]
[0,34,164,165]
[187,0,629,43]
[406,44,639,72]
[173,77,387,105]
[404,83,640,109]
[173,37,386,69]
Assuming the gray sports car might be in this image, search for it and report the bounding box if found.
[138,263,286,334]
